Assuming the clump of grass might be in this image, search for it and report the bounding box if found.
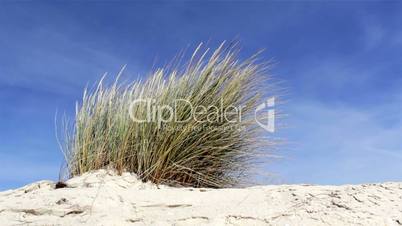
[59,42,275,188]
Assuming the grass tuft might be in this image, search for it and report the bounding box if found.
[59,42,276,188]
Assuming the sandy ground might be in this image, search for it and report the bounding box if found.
[0,170,401,226]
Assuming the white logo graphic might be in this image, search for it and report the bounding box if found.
[129,97,276,133]
[255,97,275,133]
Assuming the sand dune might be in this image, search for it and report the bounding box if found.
[0,170,401,226]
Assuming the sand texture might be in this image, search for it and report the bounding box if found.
[0,170,401,226]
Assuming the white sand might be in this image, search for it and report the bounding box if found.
[0,170,401,226]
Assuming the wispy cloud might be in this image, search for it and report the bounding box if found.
[270,93,402,185]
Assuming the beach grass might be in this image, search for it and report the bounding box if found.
[59,42,274,188]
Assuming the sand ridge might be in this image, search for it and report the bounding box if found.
[0,170,401,226]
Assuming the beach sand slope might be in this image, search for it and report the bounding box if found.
[0,170,401,226]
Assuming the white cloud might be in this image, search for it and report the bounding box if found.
[270,97,402,184]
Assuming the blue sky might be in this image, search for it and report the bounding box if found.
[1,2,402,190]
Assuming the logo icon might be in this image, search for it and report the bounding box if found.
[255,97,275,132]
